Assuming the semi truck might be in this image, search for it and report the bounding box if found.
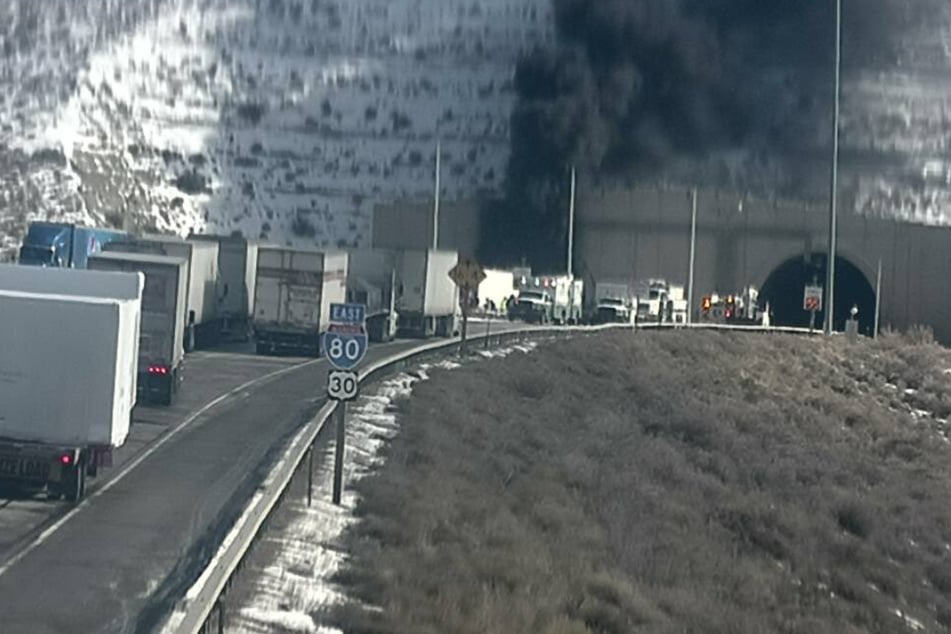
[347,249,399,342]
[477,268,516,314]
[394,249,459,338]
[189,233,258,342]
[89,252,189,405]
[17,221,128,268]
[252,246,348,356]
[0,283,142,502]
[105,234,220,350]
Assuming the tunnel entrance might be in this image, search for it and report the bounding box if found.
[759,255,876,335]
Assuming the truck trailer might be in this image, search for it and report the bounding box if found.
[189,233,258,342]
[477,269,516,314]
[89,252,189,405]
[105,235,220,350]
[0,288,142,501]
[252,246,348,356]
[346,249,399,342]
[17,221,128,268]
[394,249,459,338]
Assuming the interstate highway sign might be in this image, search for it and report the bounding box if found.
[449,257,487,289]
[330,303,366,325]
[324,302,368,371]
[323,325,368,370]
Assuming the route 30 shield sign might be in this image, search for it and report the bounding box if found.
[327,369,359,401]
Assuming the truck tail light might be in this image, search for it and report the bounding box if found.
[148,365,169,375]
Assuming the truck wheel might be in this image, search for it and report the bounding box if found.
[157,380,174,406]
[62,464,86,503]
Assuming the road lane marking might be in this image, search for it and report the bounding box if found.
[0,356,323,579]
[0,339,413,577]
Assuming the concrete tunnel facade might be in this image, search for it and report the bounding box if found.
[576,183,951,342]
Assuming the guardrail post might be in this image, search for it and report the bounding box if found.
[216,600,225,634]
[306,443,314,507]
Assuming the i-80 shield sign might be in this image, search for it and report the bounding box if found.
[323,327,368,370]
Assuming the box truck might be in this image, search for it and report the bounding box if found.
[17,221,129,268]
[89,252,189,405]
[346,249,399,342]
[0,288,142,501]
[477,269,516,314]
[591,280,634,324]
[252,247,348,356]
[105,235,220,349]
[189,234,258,341]
[395,249,459,338]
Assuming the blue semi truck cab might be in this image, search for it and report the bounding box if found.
[18,222,129,268]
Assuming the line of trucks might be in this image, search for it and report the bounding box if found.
[0,221,468,501]
[1,221,771,502]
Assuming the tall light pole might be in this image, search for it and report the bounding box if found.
[824,0,843,335]
[686,188,698,325]
[433,138,441,250]
[567,166,576,275]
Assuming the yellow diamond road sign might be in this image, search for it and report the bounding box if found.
[449,257,486,289]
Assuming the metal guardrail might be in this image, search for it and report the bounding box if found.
[161,323,627,634]
[163,320,828,633]
[636,321,823,335]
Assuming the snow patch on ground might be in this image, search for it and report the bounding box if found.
[229,343,538,633]
[476,340,538,359]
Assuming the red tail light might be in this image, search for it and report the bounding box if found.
[60,454,73,465]
[148,365,169,375]
[725,309,733,319]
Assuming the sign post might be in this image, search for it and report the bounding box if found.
[448,257,486,355]
[320,303,368,506]
[803,284,823,333]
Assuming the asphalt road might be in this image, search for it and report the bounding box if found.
[0,338,429,634]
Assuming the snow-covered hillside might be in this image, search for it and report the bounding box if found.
[842,5,951,225]
[2,0,951,260]
[0,0,554,257]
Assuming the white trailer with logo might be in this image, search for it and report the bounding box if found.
[253,247,348,356]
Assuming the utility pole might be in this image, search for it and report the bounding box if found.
[686,188,698,325]
[433,138,441,250]
[567,166,576,276]
[824,0,843,336]
[874,258,882,338]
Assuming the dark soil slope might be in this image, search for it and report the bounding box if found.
[335,330,951,634]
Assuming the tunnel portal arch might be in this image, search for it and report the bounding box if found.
[759,255,876,334]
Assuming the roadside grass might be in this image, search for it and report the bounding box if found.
[330,330,951,633]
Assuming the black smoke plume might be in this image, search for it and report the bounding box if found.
[483,0,933,271]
